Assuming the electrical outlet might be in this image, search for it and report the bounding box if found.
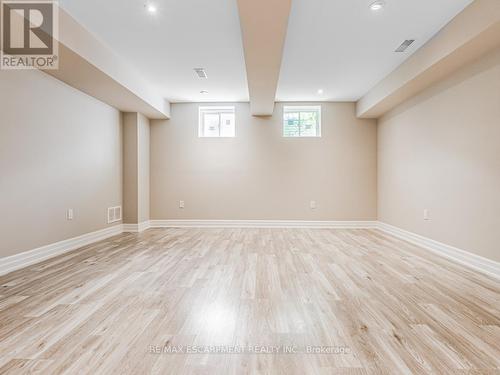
[310,200,317,210]
[423,209,430,221]
[179,200,185,209]
[67,208,74,220]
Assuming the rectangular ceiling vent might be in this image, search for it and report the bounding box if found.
[395,39,415,52]
[194,68,208,78]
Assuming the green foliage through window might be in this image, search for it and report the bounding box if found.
[283,106,321,137]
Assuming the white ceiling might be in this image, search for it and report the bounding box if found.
[60,0,249,103]
[60,0,473,104]
[277,0,473,102]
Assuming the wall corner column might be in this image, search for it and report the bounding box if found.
[123,112,150,227]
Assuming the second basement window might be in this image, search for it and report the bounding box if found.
[199,106,235,137]
[283,105,321,137]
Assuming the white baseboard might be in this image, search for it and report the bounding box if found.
[0,220,373,277]
[2,220,498,281]
[149,220,378,229]
[377,222,500,280]
[123,221,150,233]
[0,225,123,277]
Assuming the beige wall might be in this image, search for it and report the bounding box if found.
[151,102,377,220]
[0,70,122,258]
[123,114,139,223]
[138,113,150,223]
[123,113,150,224]
[378,47,500,262]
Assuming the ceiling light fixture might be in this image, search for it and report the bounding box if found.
[369,0,385,11]
[145,3,157,13]
[317,89,324,95]
[200,90,208,94]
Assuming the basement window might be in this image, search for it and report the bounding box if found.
[283,105,321,137]
[199,106,235,137]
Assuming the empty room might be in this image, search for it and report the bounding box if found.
[1,0,499,373]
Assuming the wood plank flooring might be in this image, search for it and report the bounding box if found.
[0,228,499,374]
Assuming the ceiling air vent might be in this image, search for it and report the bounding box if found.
[194,68,208,78]
[395,39,415,53]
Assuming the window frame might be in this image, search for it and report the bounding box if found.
[198,106,236,138]
[282,105,322,138]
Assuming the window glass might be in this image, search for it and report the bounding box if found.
[199,107,236,137]
[283,106,321,137]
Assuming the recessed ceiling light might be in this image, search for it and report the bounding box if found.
[200,90,208,94]
[145,3,157,13]
[369,0,385,11]
[317,89,324,95]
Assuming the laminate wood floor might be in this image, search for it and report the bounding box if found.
[0,228,499,374]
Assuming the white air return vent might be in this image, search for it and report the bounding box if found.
[108,206,122,223]
[194,68,208,78]
[395,39,415,52]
